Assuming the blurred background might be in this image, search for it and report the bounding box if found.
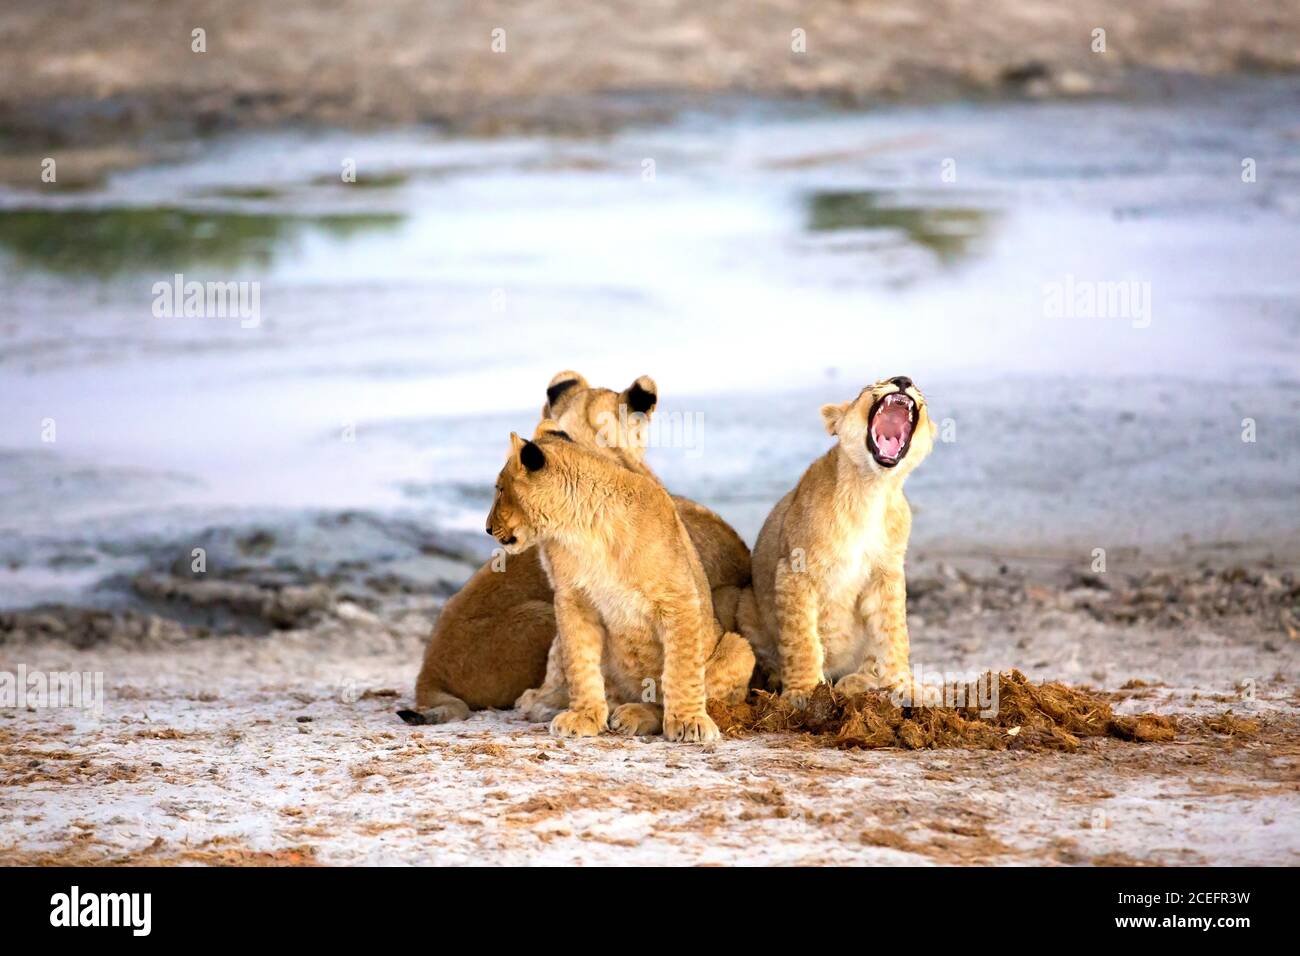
[1,1,1298,622]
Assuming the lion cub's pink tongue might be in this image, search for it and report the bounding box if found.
[873,403,911,459]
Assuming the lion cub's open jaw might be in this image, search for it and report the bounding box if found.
[867,391,917,468]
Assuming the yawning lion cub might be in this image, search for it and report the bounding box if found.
[738,376,935,704]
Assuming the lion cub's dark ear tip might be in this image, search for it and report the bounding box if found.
[627,381,657,414]
[520,440,546,472]
[546,379,579,406]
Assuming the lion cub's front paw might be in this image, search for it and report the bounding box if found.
[780,684,819,709]
[608,702,663,737]
[833,672,876,697]
[835,670,911,699]
[515,687,564,723]
[549,707,607,738]
[664,711,720,744]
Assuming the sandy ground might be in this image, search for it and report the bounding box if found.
[2,1,1298,868]
[3,562,1296,866]
[3,0,1299,150]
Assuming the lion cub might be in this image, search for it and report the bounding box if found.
[738,377,935,704]
[488,422,753,742]
[411,372,750,725]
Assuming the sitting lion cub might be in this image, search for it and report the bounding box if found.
[738,376,935,704]
[488,421,753,742]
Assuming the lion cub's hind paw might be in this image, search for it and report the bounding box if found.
[549,707,607,738]
[608,702,663,737]
[664,712,720,744]
[515,687,565,723]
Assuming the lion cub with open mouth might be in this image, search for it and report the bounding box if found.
[738,377,935,705]
[488,421,753,742]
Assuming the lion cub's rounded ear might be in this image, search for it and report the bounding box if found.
[820,401,850,436]
[546,371,588,409]
[520,440,546,472]
[622,375,658,416]
[509,431,525,454]
[532,418,565,440]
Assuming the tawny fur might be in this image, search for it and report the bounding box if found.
[488,422,754,743]
[737,378,935,705]
[413,372,750,722]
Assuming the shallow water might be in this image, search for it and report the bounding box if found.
[2,80,1299,607]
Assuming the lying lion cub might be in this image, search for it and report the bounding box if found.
[488,422,753,742]
[738,376,935,705]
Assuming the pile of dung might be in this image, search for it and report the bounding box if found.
[707,670,1179,753]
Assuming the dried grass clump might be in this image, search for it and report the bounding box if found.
[1199,712,1260,737]
[707,670,1180,752]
